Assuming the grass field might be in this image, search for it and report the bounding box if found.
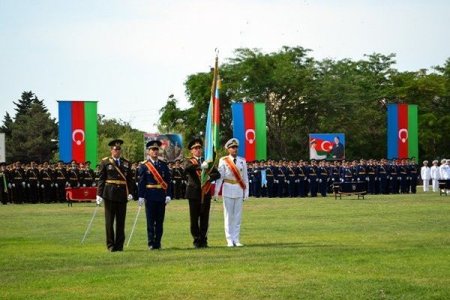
[1,191,450,299]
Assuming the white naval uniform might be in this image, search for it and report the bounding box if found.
[430,165,441,192]
[421,166,431,192]
[214,155,249,246]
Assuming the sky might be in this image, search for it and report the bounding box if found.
[1,0,449,133]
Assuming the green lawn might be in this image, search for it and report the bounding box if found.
[1,191,449,299]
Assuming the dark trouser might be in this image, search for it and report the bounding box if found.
[56,181,66,202]
[145,200,166,248]
[188,197,211,246]
[28,183,39,203]
[104,200,127,251]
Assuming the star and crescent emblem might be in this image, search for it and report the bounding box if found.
[72,129,85,146]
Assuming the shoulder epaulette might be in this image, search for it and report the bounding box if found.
[102,157,109,161]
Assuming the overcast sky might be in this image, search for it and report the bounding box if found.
[1,0,449,132]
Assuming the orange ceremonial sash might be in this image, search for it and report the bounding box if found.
[224,156,246,190]
[145,161,168,190]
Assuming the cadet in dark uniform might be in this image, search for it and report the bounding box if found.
[308,160,319,197]
[40,162,54,203]
[27,161,40,203]
[172,160,184,199]
[183,138,220,248]
[409,159,418,194]
[96,139,135,252]
[0,163,8,205]
[266,160,275,198]
[138,140,172,250]
[12,161,26,204]
[297,160,307,197]
[82,161,95,187]
[55,161,68,203]
[68,161,80,188]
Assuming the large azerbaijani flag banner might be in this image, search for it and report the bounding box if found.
[231,102,267,161]
[387,103,418,160]
[58,101,98,166]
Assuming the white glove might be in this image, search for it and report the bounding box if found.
[22,182,26,187]
[243,196,249,201]
[138,197,145,206]
[12,183,15,188]
[96,195,103,205]
[249,180,252,183]
[201,161,209,170]
[77,183,80,187]
[92,183,96,187]
[127,194,133,201]
[65,182,70,187]
[165,196,171,204]
[82,184,86,187]
[41,184,44,189]
[27,183,30,188]
[55,183,58,188]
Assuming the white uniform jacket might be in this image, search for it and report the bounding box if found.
[215,155,249,199]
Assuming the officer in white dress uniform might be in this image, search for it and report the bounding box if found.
[420,160,431,192]
[214,138,249,247]
[430,160,440,192]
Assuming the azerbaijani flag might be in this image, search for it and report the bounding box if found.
[387,103,418,160]
[202,56,220,198]
[231,102,267,161]
[204,56,220,164]
[58,101,98,166]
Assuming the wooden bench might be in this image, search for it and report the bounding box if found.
[438,180,450,196]
[333,181,367,199]
[65,187,97,206]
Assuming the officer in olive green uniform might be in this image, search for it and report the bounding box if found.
[96,139,135,252]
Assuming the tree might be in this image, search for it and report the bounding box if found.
[8,96,58,162]
[97,115,144,163]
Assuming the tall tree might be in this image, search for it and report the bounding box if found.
[9,99,58,162]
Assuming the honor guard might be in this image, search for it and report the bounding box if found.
[172,159,184,199]
[307,160,319,197]
[266,160,275,198]
[12,161,26,204]
[55,161,68,202]
[81,161,95,187]
[40,162,54,203]
[318,160,329,197]
[138,140,172,250]
[214,138,248,247]
[287,161,297,197]
[183,138,220,248]
[377,159,389,194]
[409,159,418,194]
[296,160,307,197]
[26,161,40,203]
[97,139,135,252]
[68,161,80,188]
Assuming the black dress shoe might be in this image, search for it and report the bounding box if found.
[108,247,116,252]
[150,245,161,250]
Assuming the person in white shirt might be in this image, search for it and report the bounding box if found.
[420,160,431,192]
[214,138,249,247]
[430,160,441,192]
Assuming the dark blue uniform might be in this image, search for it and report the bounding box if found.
[138,159,172,249]
[308,165,318,197]
[296,165,307,197]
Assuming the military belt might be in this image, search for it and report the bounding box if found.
[28,177,37,180]
[14,177,23,180]
[224,179,239,184]
[57,177,66,180]
[106,180,127,185]
[146,184,163,189]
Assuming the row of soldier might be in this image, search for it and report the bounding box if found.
[246,158,424,198]
[2,157,448,205]
[0,161,97,204]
